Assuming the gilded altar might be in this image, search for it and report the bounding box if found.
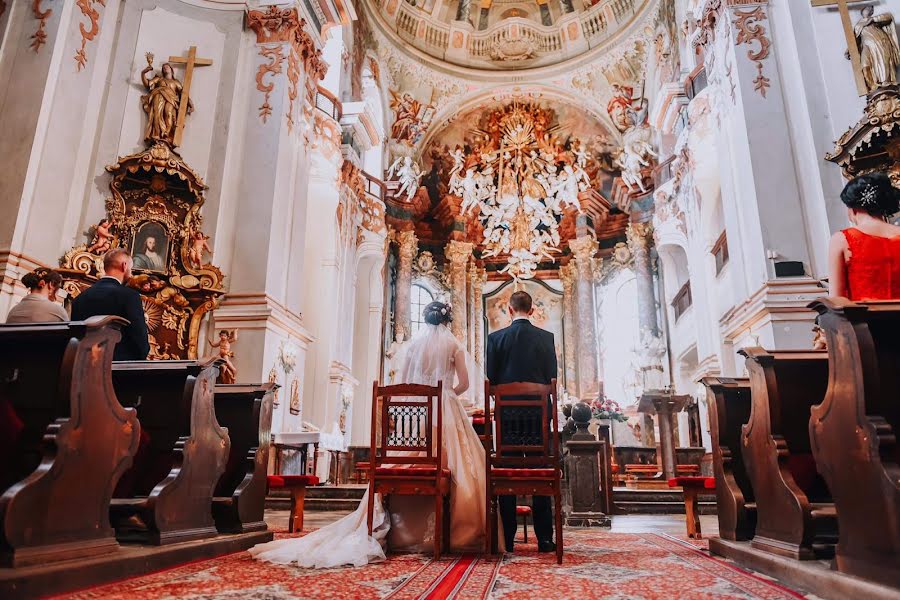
[60,141,225,360]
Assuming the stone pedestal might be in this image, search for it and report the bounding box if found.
[564,403,611,527]
[639,391,691,480]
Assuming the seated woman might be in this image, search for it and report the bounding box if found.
[5,268,69,323]
[828,173,900,301]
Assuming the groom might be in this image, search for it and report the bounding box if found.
[486,290,558,553]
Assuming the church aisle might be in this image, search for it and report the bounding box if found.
[54,514,809,600]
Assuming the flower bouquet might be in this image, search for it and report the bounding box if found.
[590,395,629,423]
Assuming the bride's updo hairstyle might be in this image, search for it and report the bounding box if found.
[841,172,900,220]
[423,301,452,326]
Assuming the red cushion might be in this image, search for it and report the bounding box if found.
[267,475,319,488]
[611,464,620,474]
[516,505,532,515]
[375,466,451,478]
[669,476,715,489]
[472,417,485,425]
[491,468,557,478]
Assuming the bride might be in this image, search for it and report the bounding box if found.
[250,301,487,568]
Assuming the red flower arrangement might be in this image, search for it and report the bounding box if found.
[590,395,629,422]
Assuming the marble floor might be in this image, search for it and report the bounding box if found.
[265,509,719,538]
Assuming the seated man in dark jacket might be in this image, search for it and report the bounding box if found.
[72,248,150,361]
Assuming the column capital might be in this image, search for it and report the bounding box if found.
[446,240,474,266]
[569,236,598,263]
[626,221,654,251]
[397,230,418,261]
[560,262,578,289]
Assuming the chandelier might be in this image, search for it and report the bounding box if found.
[448,103,591,280]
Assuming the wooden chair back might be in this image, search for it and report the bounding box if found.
[483,380,559,469]
[369,382,443,469]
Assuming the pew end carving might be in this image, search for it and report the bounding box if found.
[739,347,836,560]
[110,358,229,545]
[701,377,756,542]
[0,317,140,567]
[212,383,276,533]
[810,299,900,588]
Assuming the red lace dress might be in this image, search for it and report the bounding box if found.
[842,228,900,301]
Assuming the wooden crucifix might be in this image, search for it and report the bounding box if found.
[167,46,213,148]
[810,0,872,95]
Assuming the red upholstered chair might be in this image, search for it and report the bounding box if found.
[267,474,320,533]
[484,380,563,564]
[669,476,715,539]
[366,382,450,559]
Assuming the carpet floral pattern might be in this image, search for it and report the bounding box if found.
[57,531,806,599]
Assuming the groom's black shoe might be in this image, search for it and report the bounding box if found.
[537,541,556,553]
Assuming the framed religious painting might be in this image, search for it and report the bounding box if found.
[131,221,170,273]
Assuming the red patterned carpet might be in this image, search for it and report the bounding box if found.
[55,531,806,599]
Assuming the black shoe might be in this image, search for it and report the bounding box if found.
[537,541,556,553]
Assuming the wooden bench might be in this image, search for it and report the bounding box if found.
[701,377,756,542]
[110,359,229,545]
[669,476,715,539]
[0,317,139,567]
[212,383,276,533]
[740,348,837,560]
[810,299,900,587]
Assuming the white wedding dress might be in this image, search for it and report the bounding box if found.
[249,324,486,568]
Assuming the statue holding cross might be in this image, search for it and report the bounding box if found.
[812,0,900,95]
[140,46,212,147]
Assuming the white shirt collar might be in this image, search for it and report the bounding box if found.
[512,316,530,322]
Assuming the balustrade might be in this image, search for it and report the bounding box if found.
[378,0,646,66]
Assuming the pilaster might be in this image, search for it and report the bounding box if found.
[570,235,599,399]
[446,240,473,344]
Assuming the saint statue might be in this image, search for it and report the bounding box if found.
[141,52,193,145]
[854,6,900,92]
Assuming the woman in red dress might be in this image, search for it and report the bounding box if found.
[828,173,900,301]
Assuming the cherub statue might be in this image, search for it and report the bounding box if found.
[388,156,423,202]
[812,325,827,350]
[188,230,212,269]
[448,146,466,186]
[87,218,114,255]
[209,329,237,384]
[457,168,482,214]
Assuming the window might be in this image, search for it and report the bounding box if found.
[672,281,693,321]
[712,231,729,275]
[410,284,434,335]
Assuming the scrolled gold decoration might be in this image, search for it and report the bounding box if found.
[256,45,284,123]
[74,0,105,71]
[30,0,51,52]
[732,6,772,98]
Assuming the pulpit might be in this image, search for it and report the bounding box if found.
[638,390,692,480]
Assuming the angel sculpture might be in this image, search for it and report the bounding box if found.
[87,218,114,255]
[209,329,238,384]
[574,142,590,168]
[388,156,422,202]
[618,141,656,193]
[448,146,466,186]
[552,165,583,212]
[188,230,212,269]
[457,169,482,214]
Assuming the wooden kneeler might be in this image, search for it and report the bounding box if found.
[669,476,715,539]
[267,475,320,532]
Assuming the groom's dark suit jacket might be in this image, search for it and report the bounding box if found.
[486,318,557,386]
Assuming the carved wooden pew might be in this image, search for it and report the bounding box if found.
[701,377,756,541]
[110,359,229,545]
[740,348,837,560]
[212,383,275,533]
[0,317,140,567]
[810,299,900,588]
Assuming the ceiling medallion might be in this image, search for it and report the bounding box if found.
[450,102,592,280]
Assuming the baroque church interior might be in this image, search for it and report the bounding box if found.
[1,0,900,598]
